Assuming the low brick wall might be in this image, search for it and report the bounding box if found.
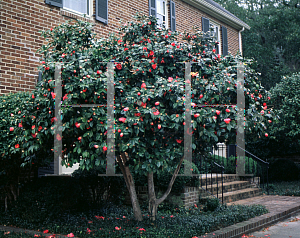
[124,186,199,208]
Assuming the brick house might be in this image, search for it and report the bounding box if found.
[1,0,249,175]
[1,0,250,96]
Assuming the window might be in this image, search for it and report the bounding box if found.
[202,17,226,55]
[63,0,91,16]
[210,21,221,55]
[156,0,167,28]
[149,0,170,29]
[45,0,107,24]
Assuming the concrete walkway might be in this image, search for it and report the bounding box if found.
[199,195,300,238]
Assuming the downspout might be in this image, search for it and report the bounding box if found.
[239,27,245,55]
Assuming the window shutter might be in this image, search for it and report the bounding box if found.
[149,0,157,18]
[222,26,228,55]
[202,17,210,33]
[45,0,63,8]
[38,71,42,83]
[96,0,108,24]
[170,1,176,31]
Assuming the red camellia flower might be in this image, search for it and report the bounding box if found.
[226,109,230,113]
[43,230,49,234]
[18,123,22,128]
[15,144,20,149]
[32,94,35,99]
[141,82,146,89]
[120,133,124,137]
[51,92,56,99]
[75,122,80,128]
[124,48,128,51]
[141,102,147,108]
[176,139,183,143]
[116,63,122,70]
[97,70,101,74]
[153,111,160,116]
[158,124,161,129]
[212,49,216,53]
[63,94,68,101]
[265,133,268,137]
[194,113,200,118]
[216,110,221,115]
[94,145,99,149]
[119,117,126,123]
[56,134,62,141]
[168,77,173,82]
[137,92,141,96]
[171,42,175,46]
[9,127,14,132]
[115,227,121,231]
[224,118,231,124]
[118,129,121,133]
[213,116,217,120]
[67,233,75,237]
[149,50,154,56]
[38,126,43,131]
[32,125,35,130]
[103,146,107,152]
[268,120,272,123]
[32,133,37,138]
[139,228,146,232]
[148,21,151,25]
[78,136,82,141]
[199,94,203,99]
[123,107,129,111]
[152,64,157,69]
[155,101,160,106]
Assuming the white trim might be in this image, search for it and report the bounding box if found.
[156,0,168,29]
[239,27,244,55]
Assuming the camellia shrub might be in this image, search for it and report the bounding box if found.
[0,13,273,221]
[0,91,55,210]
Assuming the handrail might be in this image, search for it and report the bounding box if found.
[236,145,269,165]
[213,161,225,170]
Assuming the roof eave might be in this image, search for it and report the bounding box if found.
[182,0,251,30]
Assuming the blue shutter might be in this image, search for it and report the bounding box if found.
[149,0,157,18]
[170,1,176,31]
[45,0,63,8]
[222,26,228,55]
[202,17,210,33]
[96,0,108,24]
[38,71,42,83]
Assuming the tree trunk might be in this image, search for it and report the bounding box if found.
[147,155,185,221]
[117,153,143,221]
[148,172,157,221]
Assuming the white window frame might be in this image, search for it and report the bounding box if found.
[210,20,221,54]
[63,0,93,17]
[156,0,168,29]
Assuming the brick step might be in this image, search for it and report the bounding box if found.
[199,180,251,195]
[201,187,263,204]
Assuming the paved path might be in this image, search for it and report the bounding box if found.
[200,195,300,238]
[242,212,300,238]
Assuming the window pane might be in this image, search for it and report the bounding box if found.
[156,0,165,15]
[64,0,88,14]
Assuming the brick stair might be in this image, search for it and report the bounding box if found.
[199,174,262,204]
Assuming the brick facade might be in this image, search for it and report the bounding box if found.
[0,0,246,95]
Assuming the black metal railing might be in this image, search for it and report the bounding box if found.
[195,152,225,204]
[236,145,269,194]
[194,143,269,204]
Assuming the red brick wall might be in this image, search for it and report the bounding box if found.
[0,0,241,96]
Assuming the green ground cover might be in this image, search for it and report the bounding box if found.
[0,178,269,238]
